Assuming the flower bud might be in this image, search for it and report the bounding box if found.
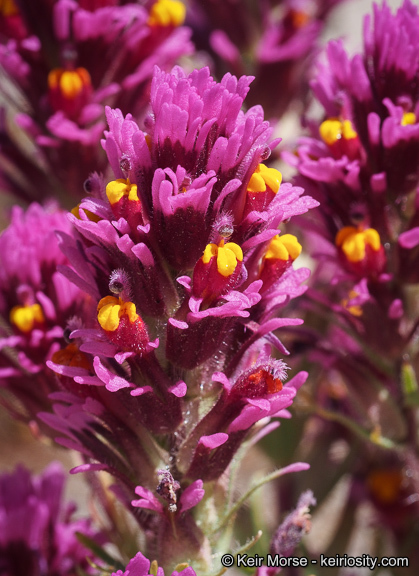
[0,0,18,17]
[229,360,289,401]
[51,343,91,371]
[366,468,404,507]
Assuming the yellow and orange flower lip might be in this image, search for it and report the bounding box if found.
[97,296,139,332]
[148,0,186,27]
[202,239,243,278]
[264,234,302,262]
[247,163,282,194]
[48,67,91,99]
[335,226,381,263]
[319,117,358,146]
[106,179,139,206]
[10,303,44,332]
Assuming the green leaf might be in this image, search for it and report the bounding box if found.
[211,463,309,534]
[401,361,419,407]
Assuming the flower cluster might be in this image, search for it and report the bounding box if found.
[31,64,317,572]
[286,0,419,559]
[0,202,84,423]
[0,0,373,573]
[289,0,419,411]
[0,0,192,202]
[0,462,103,574]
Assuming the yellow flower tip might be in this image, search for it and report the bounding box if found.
[217,242,243,277]
[123,300,139,323]
[97,296,139,332]
[401,112,416,126]
[319,118,341,145]
[335,226,381,263]
[0,0,18,17]
[319,118,357,145]
[174,564,189,572]
[150,561,159,576]
[341,119,357,140]
[71,204,101,222]
[148,0,186,27]
[248,172,266,193]
[97,296,121,331]
[247,164,282,194]
[347,304,363,317]
[265,234,302,262]
[341,291,363,317]
[10,303,44,332]
[70,205,80,219]
[202,243,218,264]
[47,69,60,90]
[202,241,243,277]
[106,179,139,205]
[48,68,91,99]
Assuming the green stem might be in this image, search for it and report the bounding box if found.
[303,404,400,451]
[211,464,309,535]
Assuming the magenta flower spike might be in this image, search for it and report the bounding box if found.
[0,0,192,202]
[0,61,318,573]
[0,202,88,423]
[288,0,419,294]
[281,2,419,563]
[36,64,317,572]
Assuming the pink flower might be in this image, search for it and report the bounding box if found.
[112,551,196,576]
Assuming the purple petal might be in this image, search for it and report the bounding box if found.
[179,479,205,513]
[125,551,151,576]
[169,381,187,397]
[129,386,153,396]
[94,357,133,391]
[70,463,108,474]
[198,433,228,450]
[399,227,419,249]
[132,486,163,515]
